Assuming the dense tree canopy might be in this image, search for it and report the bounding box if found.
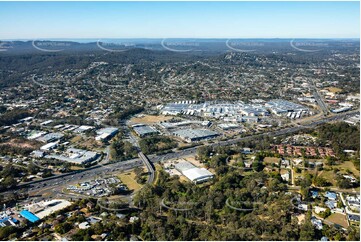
[316,122,360,157]
[139,135,177,155]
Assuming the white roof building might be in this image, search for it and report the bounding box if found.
[172,128,218,143]
[74,125,94,133]
[182,168,214,184]
[174,160,214,184]
[78,222,90,229]
[314,206,327,214]
[95,127,118,141]
[281,173,290,182]
[311,217,323,230]
[40,142,58,151]
[95,133,110,141]
[45,148,98,164]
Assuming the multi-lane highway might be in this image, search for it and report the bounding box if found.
[2,110,358,198]
[309,79,329,115]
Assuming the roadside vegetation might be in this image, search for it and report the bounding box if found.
[139,135,178,155]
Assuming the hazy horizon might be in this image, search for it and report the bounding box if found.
[2,37,360,43]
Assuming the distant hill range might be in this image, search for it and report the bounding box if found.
[0,38,359,55]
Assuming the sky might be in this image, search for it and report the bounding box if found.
[0,1,359,39]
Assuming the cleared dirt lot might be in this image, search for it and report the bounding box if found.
[130,114,173,124]
[326,213,349,228]
[264,157,281,165]
[326,87,343,93]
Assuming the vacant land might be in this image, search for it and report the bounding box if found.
[326,213,349,228]
[71,135,83,143]
[130,114,172,124]
[280,169,289,175]
[318,170,337,186]
[327,87,343,93]
[70,166,84,171]
[79,138,102,150]
[2,139,39,149]
[264,157,280,165]
[334,161,359,177]
[184,156,204,168]
[295,214,306,225]
[179,175,190,183]
[178,141,195,148]
[318,160,359,186]
[118,170,142,191]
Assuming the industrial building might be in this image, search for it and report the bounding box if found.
[36,132,64,143]
[0,216,18,227]
[265,99,309,116]
[40,142,58,151]
[161,103,192,115]
[74,125,95,133]
[27,130,47,140]
[239,105,269,116]
[160,101,201,115]
[218,123,239,130]
[174,160,214,184]
[172,128,219,143]
[19,210,40,223]
[46,148,99,165]
[162,101,270,120]
[203,103,242,118]
[40,120,53,126]
[160,120,210,129]
[344,114,360,125]
[22,200,72,221]
[132,124,159,137]
[242,116,259,123]
[95,127,119,141]
[331,106,351,113]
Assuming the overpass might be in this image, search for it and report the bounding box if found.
[138,152,155,184]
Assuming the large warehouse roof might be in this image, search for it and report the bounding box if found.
[20,210,40,223]
[265,99,308,114]
[96,127,118,135]
[45,148,98,164]
[37,132,64,143]
[174,161,196,172]
[133,124,158,137]
[182,168,214,184]
[173,128,218,142]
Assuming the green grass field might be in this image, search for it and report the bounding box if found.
[118,171,142,191]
